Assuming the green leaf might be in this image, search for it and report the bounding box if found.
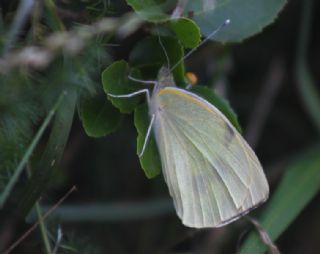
[126,0,176,22]
[167,17,201,48]
[185,0,287,42]
[79,93,123,138]
[238,147,320,254]
[190,86,242,132]
[101,60,142,113]
[129,36,185,83]
[128,0,287,42]
[134,104,162,179]
[17,89,77,217]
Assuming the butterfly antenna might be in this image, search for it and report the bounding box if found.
[158,33,171,69]
[170,19,231,72]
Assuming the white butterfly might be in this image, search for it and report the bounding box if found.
[107,19,269,228]
[109,66,269,228]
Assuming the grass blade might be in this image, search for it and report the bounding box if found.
[0,92,66,208]
[17,89,77,217]
[238,146,320,254]
[295,0,320,132]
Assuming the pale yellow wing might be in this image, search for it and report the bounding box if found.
[152,87,269,228]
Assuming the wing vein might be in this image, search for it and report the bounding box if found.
[168,115,247,208]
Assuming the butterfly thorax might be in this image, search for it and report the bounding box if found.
[149,67,176,117]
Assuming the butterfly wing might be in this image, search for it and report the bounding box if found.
[152,87,269,228]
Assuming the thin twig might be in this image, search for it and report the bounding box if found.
[3,186,77,254]
[246,217,281,254]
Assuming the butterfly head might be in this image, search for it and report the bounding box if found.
[157,66,176,90]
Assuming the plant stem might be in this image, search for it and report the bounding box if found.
[296,0,320,132]
[27,164,52,254]
[35,203,53,254]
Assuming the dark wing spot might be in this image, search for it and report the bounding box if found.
[224,122,235,148]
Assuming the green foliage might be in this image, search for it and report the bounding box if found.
[134,104,162,178]
[17,89,78,217]
[127,0,287,42]
[102,60,142,113]
[167,18,201,48]
[0,92,67,208]
[0,71,48,175]
[185,0,287,42]
[127,0,176,21]
[79,93,123,138]
[295,0,320,132]
[129,36,185,81]
[239,147,320,254]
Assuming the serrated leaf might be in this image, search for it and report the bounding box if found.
[185,0,287,42]
[134,103,162,179]
[238,147,320,254]
[127,0,287,42]
[101,60,142,113]
[79,93,123,138]
[190,86,242,132]
[167,17,201,48]
[129,36,185,83]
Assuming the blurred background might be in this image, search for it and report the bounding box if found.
[0,0,320,253]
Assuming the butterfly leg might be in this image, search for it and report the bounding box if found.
[107,89,151,104]
[128,76,158,87]
[139,113,156,157]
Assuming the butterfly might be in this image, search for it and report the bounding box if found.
[107,19,269,228]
